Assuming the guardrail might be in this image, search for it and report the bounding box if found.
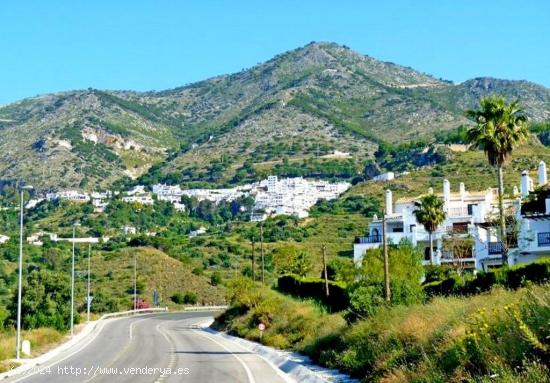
[183,305,228,311]
[99,307,169,320]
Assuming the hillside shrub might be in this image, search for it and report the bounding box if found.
[277,274,349,312]
[424,259,550,297]
[7,270,77,331]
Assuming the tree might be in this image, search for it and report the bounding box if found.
[466,97,528,265]
[413,194,446,265]
[441,230,474,275]
[7,270,76,331]
[272,244,312,277]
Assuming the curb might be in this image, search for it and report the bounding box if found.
[0,308,169,380]
[199,320,359,383]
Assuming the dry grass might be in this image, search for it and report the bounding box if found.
[0,327,64,364]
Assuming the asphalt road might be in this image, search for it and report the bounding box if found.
[6,312,291,383]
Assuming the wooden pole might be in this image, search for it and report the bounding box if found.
[322,244,329,297]
[260,224,265,284]
[383,214,390,302]
[251,237,256,281]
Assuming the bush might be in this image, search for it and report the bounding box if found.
[424,259,550,297]
[277,274,349,312]
[7,270,77,331]
[171,293,185,304]
[183,292,198,305]
[210,272,222,286]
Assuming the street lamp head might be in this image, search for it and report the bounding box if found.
[73,222,81,227]
[21,185,34,191]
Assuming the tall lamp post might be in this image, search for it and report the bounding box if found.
[70,222,80,337]
[86,244,91,323]
[16,185,33,360]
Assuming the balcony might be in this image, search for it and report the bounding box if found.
[448,207,471,218]
[355,235,382,244]
[488,241,504,255]
[537,232,550,247]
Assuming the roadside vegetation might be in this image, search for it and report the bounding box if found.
[216,257,550,382]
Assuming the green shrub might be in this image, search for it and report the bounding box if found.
[424,259,550,297]
[183,292,198,305]
[210,272,222,286]
[7,270,78,331]
[277,274,349,312]
[171,293,185,304]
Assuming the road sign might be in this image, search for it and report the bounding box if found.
[86,295,94,304]
[258,323,266,331]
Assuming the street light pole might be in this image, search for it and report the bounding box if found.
[15,191,24,360]
[70,223,78,337]
[16,185,32,360]
[86,244,91,323]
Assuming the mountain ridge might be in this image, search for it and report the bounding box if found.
[1,42,549,191]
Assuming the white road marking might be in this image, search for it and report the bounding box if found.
[191,329,256,383]
[8,320,111,383]
[154,322,178,383]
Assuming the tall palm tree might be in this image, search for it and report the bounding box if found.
[414,194,446,265]
[466,97,528,265]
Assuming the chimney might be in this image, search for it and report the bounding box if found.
[539,161,548,186]
[459,182,466,198]
[385,189,393,215]
[443,179,451,204]
[520,171,531,198]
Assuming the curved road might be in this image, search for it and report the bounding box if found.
[6,312,291,383]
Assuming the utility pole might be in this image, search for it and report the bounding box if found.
[260,224,265,284]
[251,237,256,281]
[322,244,329,297]
[133,253,137,313]
[86,244,91,323]
[382,214,390,302]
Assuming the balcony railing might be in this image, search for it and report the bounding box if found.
[355,235,382,244]
[448,207,470,217]
[538,232,550,247]
[488,241,504,255]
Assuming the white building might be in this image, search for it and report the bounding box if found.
[356,162,550,271]
[26,198,44,209]
[0,234,9,244]
[189,226,207,237]
[123,225,137,235]
[373,172,395,182]
[252,176,350,220]
[354,180,504,268]
[475,161,550,269]
[46,190,90,203]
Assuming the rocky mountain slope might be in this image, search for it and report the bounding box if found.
[1,42,549,190]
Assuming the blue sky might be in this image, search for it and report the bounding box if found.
[1,0,549,104]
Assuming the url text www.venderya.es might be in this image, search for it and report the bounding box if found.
[22,365,191,377]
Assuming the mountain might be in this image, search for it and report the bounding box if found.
[1,42,550,191]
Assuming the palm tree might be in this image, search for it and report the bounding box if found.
[414,194,446,265]
[466,97,528,265]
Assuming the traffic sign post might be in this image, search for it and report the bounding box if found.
[258,322,266,342]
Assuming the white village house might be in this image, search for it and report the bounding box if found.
[354,161,550,271]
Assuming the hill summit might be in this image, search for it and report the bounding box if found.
[1,42,549,190]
